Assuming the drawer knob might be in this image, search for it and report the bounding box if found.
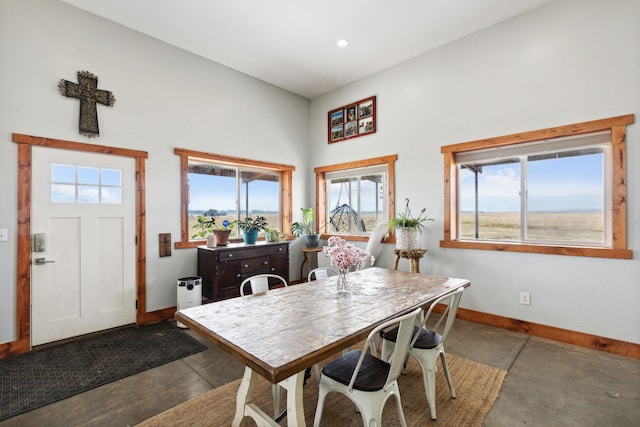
[228,253,233,258]
[244,264,249,268]
[278,247,283,252]
[263,261,268,265]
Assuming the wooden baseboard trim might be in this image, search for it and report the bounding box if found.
[137,307,177,325]
[455,307,639,360]
[0,337,30,359]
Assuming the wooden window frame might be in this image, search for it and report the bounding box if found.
[314,155,397,243]
[440,115,634,259]
[174,148,295,249]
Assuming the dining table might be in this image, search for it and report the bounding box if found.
[175,266,470,426]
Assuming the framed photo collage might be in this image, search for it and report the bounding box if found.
[328,96,376,143]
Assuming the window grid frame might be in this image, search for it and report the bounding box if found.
[175,148,295,249]
[441,115,633,259]
[315,155,397,243]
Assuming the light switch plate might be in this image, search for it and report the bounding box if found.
[0,229,8,242]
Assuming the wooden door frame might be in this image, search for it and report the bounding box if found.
[2,134,164,358]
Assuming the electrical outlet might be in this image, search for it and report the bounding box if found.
[520,292,531,305]
[0,229,8,242]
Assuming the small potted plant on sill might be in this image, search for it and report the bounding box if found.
[291,207,321,248]
[236,215,269,244]
[265,227,284,242]
[213,219,235,246]
[388,198,433,250]
[192,216,217,248]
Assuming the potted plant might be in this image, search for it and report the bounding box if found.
[192,215,217,248]
[291,207,321,248]
[236,215,269,244]
[265,227,284,242]
[388,199,433,250]
[213,219,235,246]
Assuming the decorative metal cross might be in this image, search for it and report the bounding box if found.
[58,71,115,138]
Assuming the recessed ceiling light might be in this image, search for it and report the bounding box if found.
[337,39,349,47]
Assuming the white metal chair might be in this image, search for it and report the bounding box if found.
[239,273,287,297]
[313,307,422,427]
[308,266,339,282]
[360,222,388,269]
[239,273,288,419]
[380,287,464,420]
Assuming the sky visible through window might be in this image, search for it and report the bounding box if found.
[188,172,278,212]
[460,153,604,213]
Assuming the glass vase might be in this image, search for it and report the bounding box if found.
[337,269,349,295]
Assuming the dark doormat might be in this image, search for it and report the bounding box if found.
[0,321,207,421]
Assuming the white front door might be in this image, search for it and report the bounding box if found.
[31,146,136,346]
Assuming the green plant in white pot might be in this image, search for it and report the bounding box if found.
[291,207,320,248]
[388,199,433,250]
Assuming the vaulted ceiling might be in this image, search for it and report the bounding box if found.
[60,0,553,99]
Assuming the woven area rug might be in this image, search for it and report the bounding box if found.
[0,321,207,421]
[137,353,507,426]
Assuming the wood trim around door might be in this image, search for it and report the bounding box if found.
[1,133,149,358]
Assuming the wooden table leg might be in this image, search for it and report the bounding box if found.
[393,254,400,270]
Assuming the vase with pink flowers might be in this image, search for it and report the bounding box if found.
[323,236,374,295]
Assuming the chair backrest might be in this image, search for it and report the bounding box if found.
[361,222,388,269]
[308,266,339,282]
[347,307,422,391]
[413,287,464,346]
[240,274,288,297]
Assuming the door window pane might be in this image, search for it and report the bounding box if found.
[52,184,76,203]
[52,164,75,183]
[50,164,122,204]
[101,187,122,204]
[78,167,99,185]
[102,168,121,186]
[78,186,100,203]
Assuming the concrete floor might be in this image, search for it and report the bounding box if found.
[1,319,638,427]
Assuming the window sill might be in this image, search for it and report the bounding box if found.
[175,237,245,249]
[440,240,632,259]
[320,233,395,244]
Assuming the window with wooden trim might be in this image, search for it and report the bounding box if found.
[440,115,634,259]
[175,148,295,249]
[315,155,397,242]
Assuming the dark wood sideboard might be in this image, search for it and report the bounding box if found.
[197,241,289,301]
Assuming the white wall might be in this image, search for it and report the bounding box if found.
[1,0,638,347]
[309,0,640,344]
[0,0,309,344]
